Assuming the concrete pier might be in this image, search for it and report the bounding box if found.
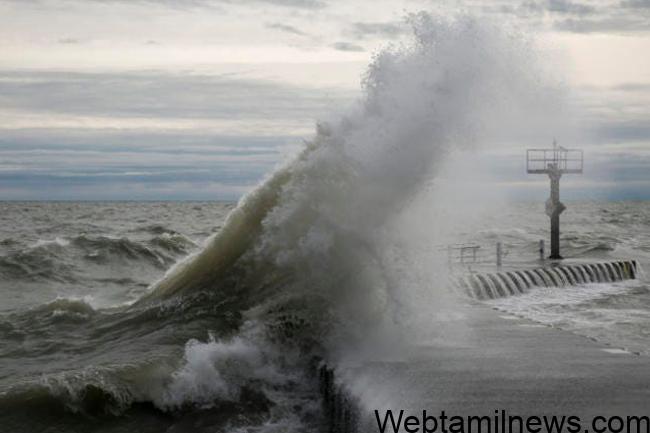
[323,302,650,432]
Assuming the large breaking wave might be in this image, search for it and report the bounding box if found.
[142,13,544,310]
[129,13,553,424]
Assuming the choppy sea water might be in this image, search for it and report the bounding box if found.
[0,201,648,432]
[0,201,323,433]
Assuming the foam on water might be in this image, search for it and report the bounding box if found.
[31,237,71,249]
[489,280,650,354]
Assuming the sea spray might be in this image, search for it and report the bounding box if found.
[143,13,552,319]
[155,333,279,409]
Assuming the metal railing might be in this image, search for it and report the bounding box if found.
[442,240,546,269]
[444,244,482,264]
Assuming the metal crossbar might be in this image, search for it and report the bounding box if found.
[526,148,583,174]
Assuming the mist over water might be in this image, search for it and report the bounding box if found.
[0,13,605,433]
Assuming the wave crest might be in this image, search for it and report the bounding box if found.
[139,14,548,336]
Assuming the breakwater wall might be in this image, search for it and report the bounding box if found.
[319,365,361,433]
[455,260,638,300]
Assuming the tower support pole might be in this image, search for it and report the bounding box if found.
[546,167,565,259]
[527,143,581,261]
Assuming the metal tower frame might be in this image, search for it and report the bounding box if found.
[526,141,583,260]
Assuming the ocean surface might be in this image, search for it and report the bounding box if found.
[0,200,648,432]
[0,201,324,433]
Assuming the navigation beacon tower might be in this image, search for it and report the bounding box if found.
[526,140,583,260]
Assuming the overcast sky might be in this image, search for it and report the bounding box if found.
[0,0,648,200]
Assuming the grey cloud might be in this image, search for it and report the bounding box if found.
[254,0,326,8]
[591,122,650,143]
[0,70,353,121]
[331,41,364,52]
[0,0,327,9]
[554,16,650,32]
[620,0,650,7]
[0,129,296,155]
[546,0,595,15]
[58,38,80,44]
[349,21,407,40]
[520,0,595,15]
[611,83,650,92]
[0,69,354,200]
[265,22,310,37]
[0,130,296,200]
[518,0,650,32]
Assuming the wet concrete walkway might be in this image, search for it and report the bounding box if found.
[336,302,650,431]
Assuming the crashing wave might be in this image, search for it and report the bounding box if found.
[140,14,544,314]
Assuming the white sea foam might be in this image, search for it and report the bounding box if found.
[31,237,70,248]
[155,332,284,409]
[488,280,650,353]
